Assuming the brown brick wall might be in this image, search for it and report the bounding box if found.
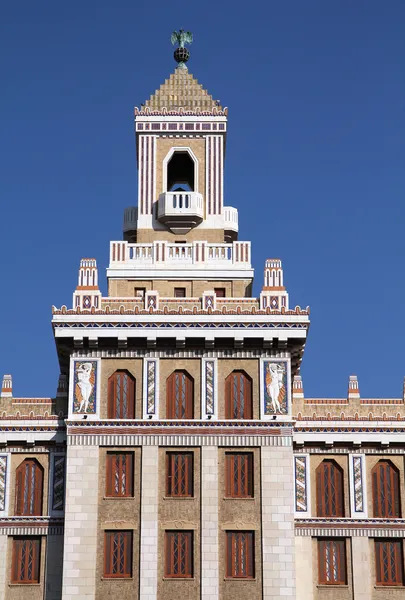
[157,447,200,600]
[99,359,143,419]
[95,446,141,600]
[313,537,353,600]
[9,454,50,517]
[5,536,46,600]
[107,278,253,298]
[310,455,350,517]
[218,447,262,600]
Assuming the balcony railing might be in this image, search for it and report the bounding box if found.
[109,240,252,270]
[157,191,204,231]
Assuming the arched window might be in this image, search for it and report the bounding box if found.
[108,371,135,419]
[166,371,194,419]
[167,151,195,191]
[372,461,401,518]
[225,371,252,419]
[15,459,43,516]
[316,460,344,517]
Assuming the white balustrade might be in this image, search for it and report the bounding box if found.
[109,240,251,270]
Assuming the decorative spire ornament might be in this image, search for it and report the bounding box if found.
[171,29,193,69]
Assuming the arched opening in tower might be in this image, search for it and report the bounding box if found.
[167,151,195,192]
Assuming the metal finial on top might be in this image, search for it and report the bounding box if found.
[171,29,193,69]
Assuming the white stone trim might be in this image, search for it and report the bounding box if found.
[201,447,219,598]
[68,356,101,420]
[349,453,368,518]
[72,348,292,359]
[294,453,311,518]
[106,267,254,279]
[62,445,99,599]
[294,431,405,445]
[201,357,218,419]
[139,446,158,600]
[142,357,160,419]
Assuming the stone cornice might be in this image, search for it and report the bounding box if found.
[295,518,405,538]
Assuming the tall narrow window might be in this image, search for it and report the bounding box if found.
[166,452,193,497]
[11,538,41,584]
[375,540,404,586]
[104,531,133,578]
[316,460,344,517]
[225,371,252,419]
[318,539,347,585]
[226,531,254,578]
[225,453,253,498]
[372,461,401,518]
[165,531,193,578]
[15,460,43,516]
[166,371,194,419]
[106,452,133,497]
[108,371,135,419]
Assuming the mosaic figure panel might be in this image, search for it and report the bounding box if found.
[262,360,288,415]
[72,360,98,414]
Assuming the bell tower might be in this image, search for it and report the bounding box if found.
[124,32,237,243]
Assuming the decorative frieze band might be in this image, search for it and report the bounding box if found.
[0,526,64,536]
[72,349,292,359]
[295,518,405,538]
[294,446,405,455]
[0,517,64,536]
[67,433,293,447]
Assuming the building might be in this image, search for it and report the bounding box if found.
[0,32,404,600]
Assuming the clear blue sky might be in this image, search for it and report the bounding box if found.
[1,1,404,399]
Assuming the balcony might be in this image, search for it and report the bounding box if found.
[108,240,253,278]
[223,206,238,242]
[157,191,204,234]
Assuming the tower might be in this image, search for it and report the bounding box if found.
[52,32,309,600]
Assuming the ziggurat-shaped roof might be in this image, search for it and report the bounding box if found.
[143,67,222,112]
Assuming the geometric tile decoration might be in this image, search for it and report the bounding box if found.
[294,455,307,512]
[72,360,98,415]
[52,455,66,511]
[205,360,215,415]
[352,455,364,513]
[146,360,156,415]
[0,455,7,512]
